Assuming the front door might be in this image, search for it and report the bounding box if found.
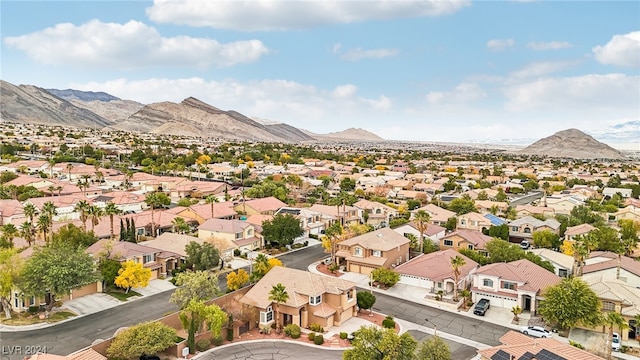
[523,295,531,311]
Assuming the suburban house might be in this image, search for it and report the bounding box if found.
[529,248,574,278]
[139,232,209,268]
[198,218,263,253]
[582,273,640,341]
[412,204,456,227]
[440,230,493,253]
[564,223,596,241]
[233,196,287,216]
[544,194,585,215]
[87,239,175,279]
[583,251,640,288]
[240,266,357,331]
[457,212,493,232]
[396,249,478,300]
[0,199,26,225]
[508,216,561,242]
[603,187,633,198]
[91,191,147,213]
[392,222,447,246]
[477,330,603,360]
[274,207,332,237]
[334,227,410,275]
[25,194,95,222]
[353,199,399,228]
[608,205,640,223]
[471,259,561,314]
[174,202,238,224]
[514,204,556,218]
[309,204,361,227]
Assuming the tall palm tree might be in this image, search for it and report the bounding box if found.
[451,255,466,302]
[413,210,431,253]
[104,202,123,240]
[66,163,74,180]
[23,203,37,223]
[1,224,18,247]
[144,192,171,237]
[74,200,90,232]
[42,201,57,221]
[602,312,628,360]
[172,217,189,234]
[205,195,219,219]
[268,283,289,333]
[87,205,104,232]
[37,214,51,243]
[20,221,35,247]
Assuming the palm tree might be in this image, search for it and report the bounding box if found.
[87,205,104,232]
[1,224,18,247]
[104,202,123,240]
[268,283,289,333]
[66,163,74,180]
[145,192,171,237]
[23,203,37,223]
[602,312,628,360]
[172,217,189,234]
[205,195,219,219]
[460,289,471,310]
[451,255,466,302]
[42,201,57,221]
[511,305,523,322]
[413,210,430,253]
[74,200,90,232]
[20,221,35,246]
[37,214,51,243]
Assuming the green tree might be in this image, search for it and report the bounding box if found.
[145,192,171,237]
[172,217,190,234]
[532,229,561,249]
[448,195,476,215]
[487,224,509,241]
[107,321,177,360]
[339,177,356,192]
[20,221,35,247]
[343,326,417,360]
[495,188,508,202]
[538,277,600,331]
[594,226,622,252]
[51,223,98,248]
[413,210,430,253]
[268,283,289,332]
[74,200,90,232]
[602,311,628,360]
[99,259,121,287]
[87,204,104,232]
[486,239,524,263]
[20,243,99,311]
[451,255,466,301]
[205,194,219,218]
[261,214,304,248]
[36,214,51,243]
[415,335,451,360]
[356,291,376,315]
[179,299,228,354]
[185,241,220,270]
[444,217,457,232]
[371,268,400,288]
[169,270,220,309]
[104,202,123,240]
[0,248,23,318]
[1,224,18,248]
[23,203,37,223]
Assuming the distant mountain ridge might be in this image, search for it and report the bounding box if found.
[518,128,626,159]
[0,80,384,142]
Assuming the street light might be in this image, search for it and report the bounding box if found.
[424,318,437,336]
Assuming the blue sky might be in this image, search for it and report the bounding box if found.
[2,1,639,145]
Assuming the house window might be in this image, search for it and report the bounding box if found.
[444,240,453,247]
[247,228,253,236]
[14,292,19,308]
[372,250,381,257]
[376,209,381,214]
[310,295,322,305]
[354,247,363,257]
[559,269,568,278]
[235,232,242,239]
[260,306,273,323]
[511,226,518,232]
[467,244,473,250]
[523,227,531,234]
[143,254,154,264]
[436,282,443,289]
[501,281,516,290]
[460,219,466,226]
[603,301,616,312]
[483,279,493,287]
[347,290,354,300]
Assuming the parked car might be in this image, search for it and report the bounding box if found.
[521,325,552,338]
[474,298,490,316]
[612,332,621,352]
[520,240,531,250]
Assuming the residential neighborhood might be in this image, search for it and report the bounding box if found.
[1,123,640,360]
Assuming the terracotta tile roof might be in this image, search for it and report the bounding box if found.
[508,216,561,230]
[339,227,410,251]
[0,199,24,217]
[139,232,205,257]
[443,230,493,249]
[86,239,163,260]
[565,223,596,236]
[240,266,355,310]
[529,248,574,270]
[308,204,358,217]
[404,222,447,236]
[26,194,94,210]
[199,218,252,233]
[582,274,640,316]
[585,251,640,278]
[395,249,478,282]
[67,348,107,360]
[343,255,387,267]
[241,197,287,213]
[414,204,456,223]
[478,330,603,360]
[475,259,561,293]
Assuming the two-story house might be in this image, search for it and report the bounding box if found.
[440,230,493,253]
[0,199,26,226]
[412,204,456,227]
[471,259,561,314]
[198,218,263,253]
[234,196,287,216]
[353,199,399,228]
[240,266,357,330]
[508,216,560,243]
[87,239,174,279]
[396,249,478,300]
[334,227,410,275]
[392,222,447,247]
[457,212,493,232]
[583,251,640,288]
[529,248,574,278]
[309,204,361,227]
[274,207,332,237]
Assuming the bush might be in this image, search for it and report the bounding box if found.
[621,345,629,353]
[195,339,211,351]
[308,332,316,341]
[328,263,339,273]
[382,315,396,329]
[279,246,288,253]
[568,340,585,349]
[309,323,324,333]
[28,305,40,314]
[226,327,233,341]
[284,324,301,339]
[308,234,317,239]
[233,249,241,257]
[340,332,348,340]
[313,334,324,345]
[212,336,224,346]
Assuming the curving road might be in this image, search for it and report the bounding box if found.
[195,341,343,360]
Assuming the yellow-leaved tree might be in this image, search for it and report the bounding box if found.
[114,260,151,293]
[227,268,249,291]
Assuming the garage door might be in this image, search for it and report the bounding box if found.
[360,266,374,275]
[400,275,429,288]
[71,282,98,299]
[475,292,517,309]
[349,264,360,273]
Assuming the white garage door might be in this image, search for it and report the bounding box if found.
[400,275,430,288]
[475,292,517,309]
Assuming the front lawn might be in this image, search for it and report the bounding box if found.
[105,287,142,301]
[0,310,76,326]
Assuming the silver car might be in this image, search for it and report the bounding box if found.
[521,326,552,338]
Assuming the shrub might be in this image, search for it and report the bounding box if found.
[568,340,585,349]
[212,336,224,346]
[28,305,40,314]
[279,246,288,253]
[195,339,211,352]
[621,345,628,353]
[328,263,339,273]
[226,327,233,341]
[371,268,400,288]
[309,323,324,333]
[284,324,301,339]
[339,332,348,340]
[382,315,396,329]
[308,332,316,341]
[233,249,241,257]
[313,334,324,345]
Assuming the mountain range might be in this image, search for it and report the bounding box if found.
[518,128,626,160]
[0,80,383,143]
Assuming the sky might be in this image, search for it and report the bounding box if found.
[1,0,639,145]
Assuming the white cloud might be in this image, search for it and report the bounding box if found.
[426,83,487,104]
[527,41,573,50]
[508,60,577,80]
[592,31,640,68]
[146,0,471,31]
[4,20,268,68]
[486,38,514,51]
[332,84,358,99]
[340,47,400,61]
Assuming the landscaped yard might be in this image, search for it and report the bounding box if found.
[0,310,76,326]
[105,287,142,301]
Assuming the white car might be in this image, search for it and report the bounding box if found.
[521,326,552,338]
[612,332,621,352]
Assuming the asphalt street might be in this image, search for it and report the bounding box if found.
[195,341,344,360]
